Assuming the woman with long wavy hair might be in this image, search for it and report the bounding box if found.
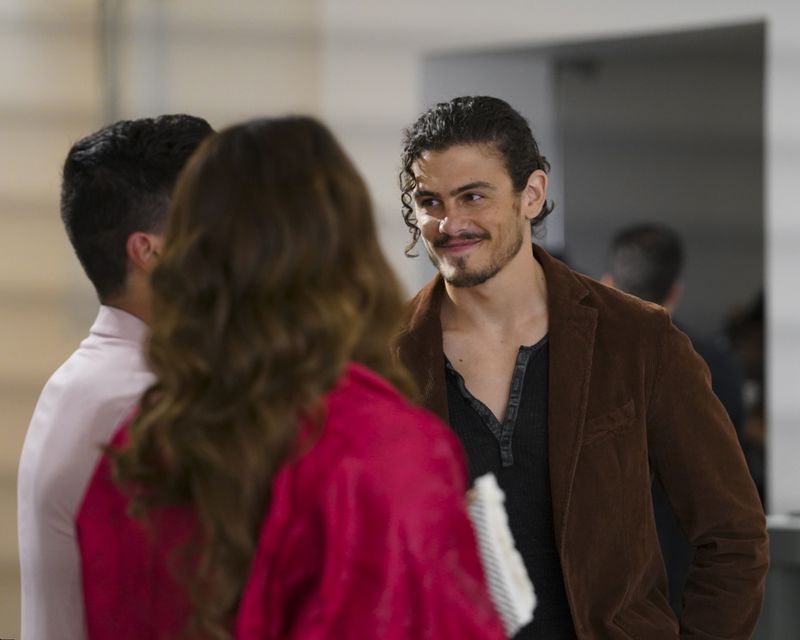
[75,117,505,640]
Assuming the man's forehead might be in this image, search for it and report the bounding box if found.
[412,143,506,185]
[415,142,500,163]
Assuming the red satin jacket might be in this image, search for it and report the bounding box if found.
[76,363,505,640]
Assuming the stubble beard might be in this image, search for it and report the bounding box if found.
[425,219,525,289]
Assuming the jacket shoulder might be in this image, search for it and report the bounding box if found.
[574,271,670,328]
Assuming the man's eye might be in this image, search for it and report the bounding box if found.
[419,198,440,208]
[464,193,483,202]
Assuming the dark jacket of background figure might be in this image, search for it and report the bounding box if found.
[396,244,768,640]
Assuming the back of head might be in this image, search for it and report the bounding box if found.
[399,95,554,253]
[115,115,412,639]
[151,115,411,397]
[61,114,213,301]
[606,223,684,304]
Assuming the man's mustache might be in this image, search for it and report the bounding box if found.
[432,231,491,248]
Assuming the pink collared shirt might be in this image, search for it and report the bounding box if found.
[18,306,153,640]
[77,363,505,640]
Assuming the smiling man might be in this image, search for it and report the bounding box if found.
[396,96,768,639]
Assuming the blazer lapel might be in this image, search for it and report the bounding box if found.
[534,245,598,550]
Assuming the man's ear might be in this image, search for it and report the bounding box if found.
[522,169,548,221]
[126,232,163,273]
[664,282,684,313]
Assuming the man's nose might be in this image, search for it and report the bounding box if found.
[438,208,470,236]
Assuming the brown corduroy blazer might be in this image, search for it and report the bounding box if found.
[396,244,768,640]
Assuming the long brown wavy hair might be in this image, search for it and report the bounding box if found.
[111,116,415,639]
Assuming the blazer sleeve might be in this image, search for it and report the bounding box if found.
[645,313,768,639]
[278,420,506,640]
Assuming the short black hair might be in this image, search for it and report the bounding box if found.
[60,114,213,301]
[399,95,554,255]
[607,223,684,304]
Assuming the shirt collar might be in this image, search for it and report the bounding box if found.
[90,305,149,344]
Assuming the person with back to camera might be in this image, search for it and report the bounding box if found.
[17,114,213,640]
[76,116,507,640]
[395,95,768,639]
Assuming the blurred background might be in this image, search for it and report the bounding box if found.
[2,0,799,637]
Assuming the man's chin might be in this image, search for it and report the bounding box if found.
[443,266,500,288]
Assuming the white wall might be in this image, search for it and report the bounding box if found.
[120,0,321,126]
[319,0,800,513]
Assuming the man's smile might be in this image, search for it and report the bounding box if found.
[437,238,483,253]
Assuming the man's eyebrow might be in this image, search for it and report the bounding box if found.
[450,181,494,197]
[413,188,438,199]
[413,181,495,199]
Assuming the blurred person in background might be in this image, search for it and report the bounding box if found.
[77,117,506,640]
[601,222,747,618]
[602,223,745,435]
[17,114,213,640]
[396,95,767,639]
[725,292,766,505]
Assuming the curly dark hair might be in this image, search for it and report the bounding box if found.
[60,114,213,300]
[399,95,554,255]
[111,116,415,640]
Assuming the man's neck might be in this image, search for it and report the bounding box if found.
[441,243,548,335]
